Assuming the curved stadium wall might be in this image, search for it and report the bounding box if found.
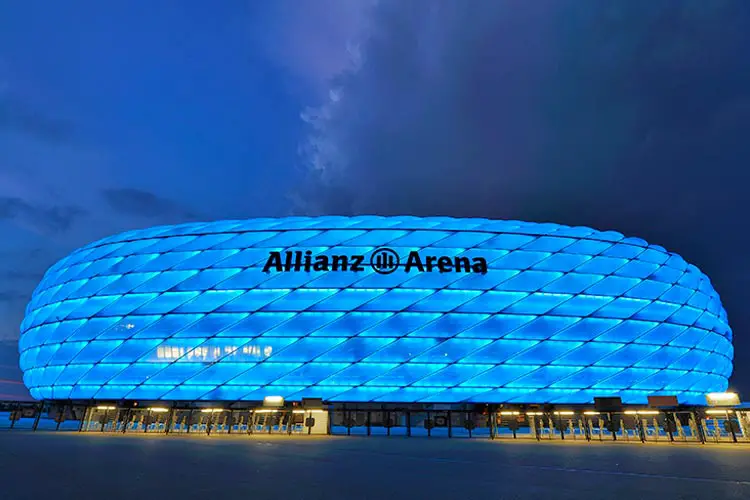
[18,216,732,405]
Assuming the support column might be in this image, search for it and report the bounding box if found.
[9,402,18,430]
[32,401,44,431]
[165,408,175,435]
[78,404,89,432]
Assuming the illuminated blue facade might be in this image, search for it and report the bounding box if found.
[18,216,732,405]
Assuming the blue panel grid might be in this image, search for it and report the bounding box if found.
[18,216,732,404]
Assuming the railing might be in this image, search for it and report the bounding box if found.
[0,401,328,436]
[328,408,750,444]
[2,401,748,445]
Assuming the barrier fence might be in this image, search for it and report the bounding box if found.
[2,401,748,445]
[329,407,749,444]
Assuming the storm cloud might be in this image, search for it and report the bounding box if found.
[102,188,200,221]
[298,1,750,225]
[0,196,87,234]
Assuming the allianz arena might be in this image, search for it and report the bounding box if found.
[18,216,733,406]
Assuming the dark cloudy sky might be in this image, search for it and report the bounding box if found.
[1,0,749,400]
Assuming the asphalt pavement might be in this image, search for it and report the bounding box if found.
[0,432,748,499]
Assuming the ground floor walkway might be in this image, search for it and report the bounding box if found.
[3,400,750,446]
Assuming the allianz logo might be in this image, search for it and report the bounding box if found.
[262,248,488,274]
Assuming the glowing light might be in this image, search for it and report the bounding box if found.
[706,409,734,415]
[264,395,285,407]
[96,405,116,410]
[149,407,169,413]
[17,216,734,406]
[706,392,740,407]
[554,411,574,416]
[154,343,275,361]
[200,408,224,413]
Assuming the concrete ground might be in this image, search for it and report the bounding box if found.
[0,432,748,499]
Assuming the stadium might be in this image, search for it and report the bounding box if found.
[10,216,742,440]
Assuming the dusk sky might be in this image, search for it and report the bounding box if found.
[1,1,749,400]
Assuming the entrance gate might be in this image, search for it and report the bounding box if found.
[330,409,493,438]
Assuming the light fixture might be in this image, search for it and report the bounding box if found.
[200,408,224,413]
[499,411,519,416]
[624,410,659,416]
[706,392,740,407]
[96,405,116,411]
[706,409,734,415]
[149,407,169,413]
[263,395,285,407]
[554,411,574,416]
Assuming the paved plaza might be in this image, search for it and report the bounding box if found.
[0,432,748,499]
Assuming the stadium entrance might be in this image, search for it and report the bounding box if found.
[51,403,330,436]
[2,399,748,445]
